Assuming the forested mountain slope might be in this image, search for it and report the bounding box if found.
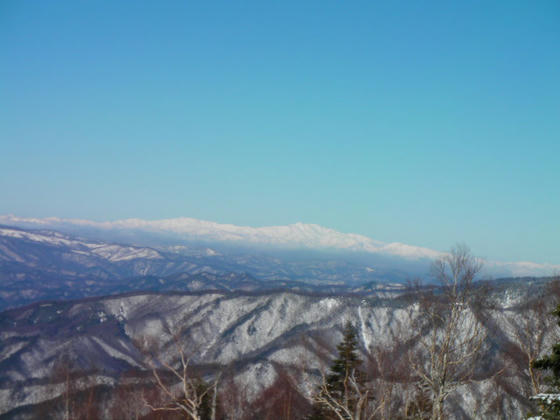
[0,278,556,419]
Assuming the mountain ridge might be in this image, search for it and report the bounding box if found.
[1,214,558,277]
[0,281,556,419]
[0,215,436,258]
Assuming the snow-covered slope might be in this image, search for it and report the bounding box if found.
[0,225,423,310]
[0,282,554,418]
[0,226,227,310]
[0,226,163,262]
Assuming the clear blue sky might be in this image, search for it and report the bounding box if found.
[1,1,559,264]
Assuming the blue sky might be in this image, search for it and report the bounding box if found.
[1,1,559,264]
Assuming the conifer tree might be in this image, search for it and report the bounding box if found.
[327,322,363,403]
[530,305,560,419]
[308,321,370,420]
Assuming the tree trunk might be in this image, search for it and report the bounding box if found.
[431,393,444,420]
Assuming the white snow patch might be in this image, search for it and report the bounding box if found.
[90,336,140,367]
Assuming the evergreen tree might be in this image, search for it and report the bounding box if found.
[308,322,369,420]
[530,305,560,419]
[326,322,363,402]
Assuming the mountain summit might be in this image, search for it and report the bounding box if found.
[0,215,442,259]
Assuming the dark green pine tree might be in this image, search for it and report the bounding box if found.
[531,305,560,419]
[327,322,363,399]
[307,321,367,420]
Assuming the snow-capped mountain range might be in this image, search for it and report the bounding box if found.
[0,224,415,310]
[1,214,558,277]
[0,217,558,418]
[0,214,441,259]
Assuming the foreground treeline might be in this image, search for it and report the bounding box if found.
[17,247,560,419]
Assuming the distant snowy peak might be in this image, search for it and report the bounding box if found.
[1,215,559,277]
[0,215,441,260]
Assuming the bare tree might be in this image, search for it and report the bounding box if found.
[365,330,421,420]
[109,370,147,420]
[409,244,486,420]
[35,353,101,420]
[139,334,220,420]
[313,368,373,420]
[492,276,560,411]
[508,299,552,395]
[217,370,250,420]
[246,365,311,420]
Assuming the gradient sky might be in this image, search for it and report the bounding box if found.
[1,1,559,264]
